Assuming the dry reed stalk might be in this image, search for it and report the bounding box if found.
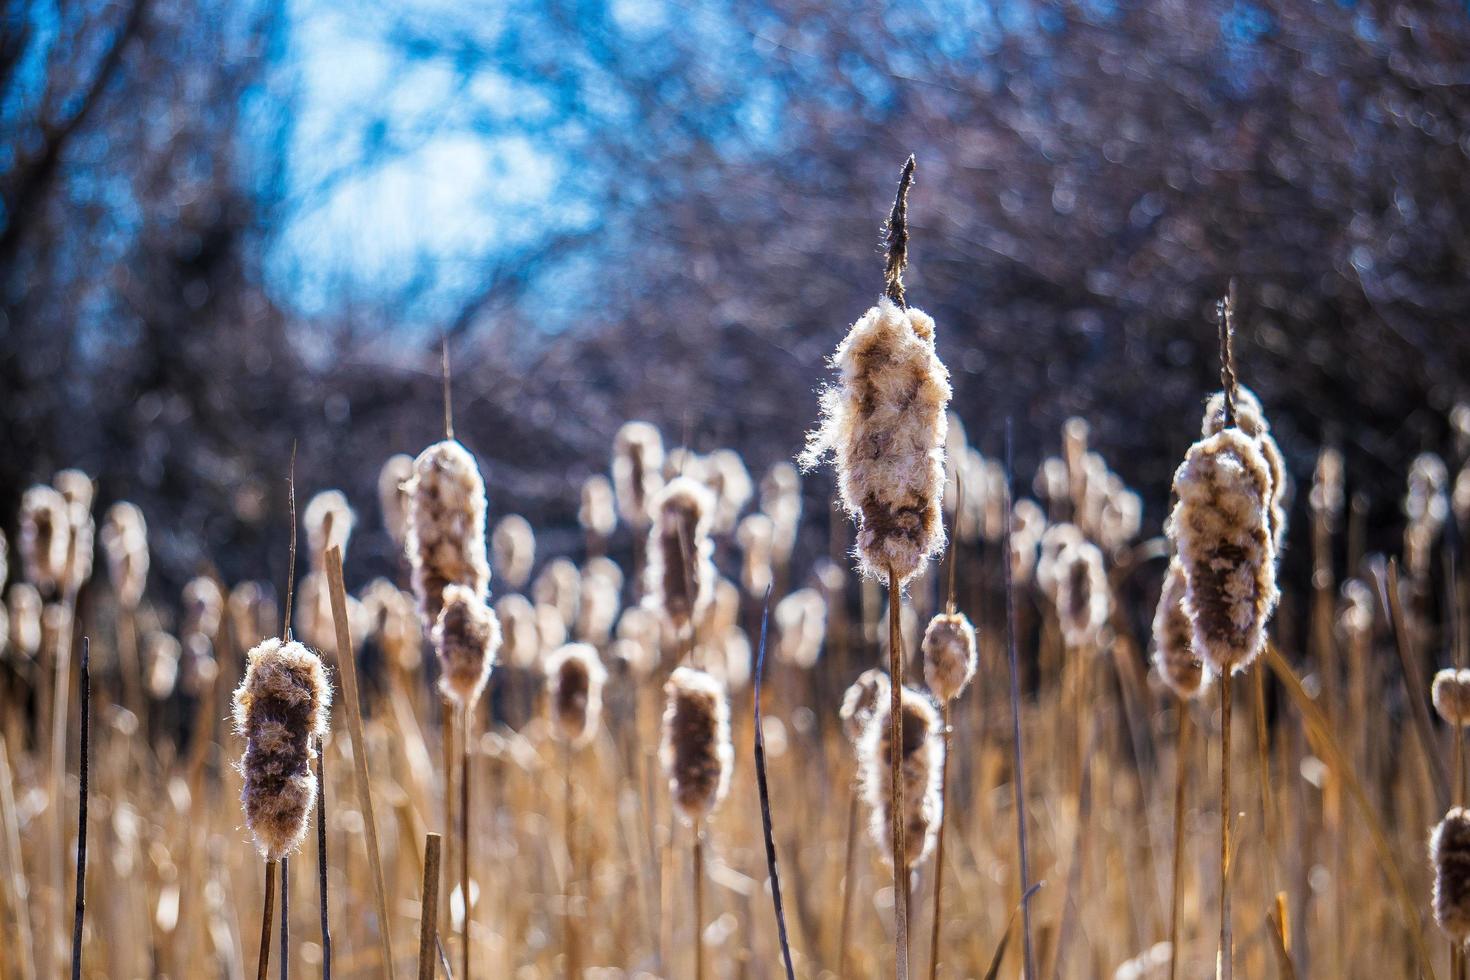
[751,591,796,980]
[324,547,396,979]
[1167,708,1192,980]
[888,569,911,980]
[417,834,441,980]
[459,705,470,980]
[256,861,276,980]
[280,855,289,980]
[69,638,88,980]
[0,739,35,980]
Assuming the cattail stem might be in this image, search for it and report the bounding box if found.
[693,829,705,980]
[256,861,276,980]
[1168,706,1192,980]
[1253,668,1278,910]
[70,638,89,980]
[280,855,289,980]
[418,834,442,980]
[1219,674,1233,980]
[460,705,471,980]
[564,740,579,977]
[926,703,952,980]
[1002,420,1037,980]
[888,566,911,980]
[315,742,331,980]
[837,782,859,978]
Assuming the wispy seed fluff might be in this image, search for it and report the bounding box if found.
[859,684,944,867]
[1151,559,1208,699]
[1433,669,1470,727]
[579,474,618,541]
[378,454,414,549]
[775,588,827,669]
[232,638,332,861]
[661,666,733,824]
[840,668,890,743]
[1432,808,1470,942]
[545,643,606,748]
[1056,540,1112,650]
[1036,522,1084,602]
[304,490,356,569]
[491,515,535,592]
[433,583,500,708]
[921,611,977,703]
[644,477,716,630]
[799,297,952,585]
[100,502,149,608]
[18,485,68,596]
[1167,428,1279,674]
[1204,387,1288,555]
[612,421,666,529]
[406,440,491,626]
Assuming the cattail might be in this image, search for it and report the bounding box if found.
[859,684,944,867]
[584,555,624,594]
[228,582,277,652]
[1152,559,1208,699]
[700,577,741,644]
[614,606,661,675]
[1099,483,1143,554]
[0,527,7,590]
[295,571,366,657]
[545,643,606,748]
[303,490,355,571]
[1062,417,1090,515]
[704,449,753,535]
[575,572,619,646]
[1455,463,1470,531]
[1010,499,1046,586]
[840,668,890,743]
[737,513,775,597]
[433,583,500,709]
[8,584,41,660]
[232,638,332,861]
[533,558,582,630]
[612,422,665,529]
[184,577,225,641]
[406,440,491,626]
[491,515,536,592]
[921,612,977,703]
[53,470,95,597]
[759,462,802,564]
[361,578,423,672]
[579,475,618,542]
[1034,456,1069,516]
[707,627,752,693]
[1405,453,1450,583]
[145,631,181,700]
[1056,540,1112,649]
[775,588,827,669]
[100,502,149,608]
[378,454,414,549]
[181,632,220,698]
[493,593,540,669]
[799,297,951,585]
[660,666,733,824]
[644,476,716,630]
[1036,523,1084,601]
[1433,669,1470,727]
[1310,447,1345,530]
[18,484,68,596]
[1432,808,1470,941]
[610,638,657,680]
[1167,428,1278,674]
[535,602,568,654]
[1204,387,1288,554]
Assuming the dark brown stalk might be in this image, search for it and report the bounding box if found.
[1168,707,1191,980]
[888,566,911,980]
[693,829,705,980]
[70,638,89,980]
[315,743,331,980]
[280,855,289,980]
[418,834,442,980]
[752,590,796,980]
[1219,674,1233,980]
[1377,559,1450,807]
[927,702,953,980]
[1002,419,1037,979]
[837,783,860,977]
[256,860,276,980]
[1217,283,1237,428]
[884,155,916,307]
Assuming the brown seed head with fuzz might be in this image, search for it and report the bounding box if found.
[775,587,827,669]
[361,578,423,672]
[19,485,68,596]
[232,638,332,861]
[840,668,890,743]
[859,684,944,868]
[8,584,41,659]
[1010,499,1046,586]
[377,454,414,548]
[1152,559,1209,699]
[1204,386,1289,555]
[1433,669,1470,727]
[100,502,149,609]
[303,490,356,571]
[575,571,619,646]
[492,593,539,669]
[533,558,582,629]
[1168,428,1279,674]
[1056,540,1111,650]
[704,449,753,535]
[1036,523,1084,601]
[1310,447,1345,529]
[736,513,775,596]
[433,583,500,708]
[545,643,606,748]
[1432,808,1470,941]
[799,297,952,585]
[922,611,977,702]
[491,514,536,592]
[406,439,491,627]
[644,476,716,630]
[612,421,666,529]
[660,666,732,824]
[579,474,618,539]
[53,471,95,596]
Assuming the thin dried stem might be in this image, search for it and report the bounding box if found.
[752,590,796,980]
[460,705,471,980]
[837,783,859,978]
[315,742,331,980]
[280,855,290,980]
[1168,707,1191,980]
[927,702,953,980]
[69,638,89,980]
[888,565,910,980]
[418,834,442,980]
[283,442,297,641]
[884,155,916,306]
[1219,674,1233,980]
[693,829,705,980]
[441,336,454,441]
[256,860,276,980]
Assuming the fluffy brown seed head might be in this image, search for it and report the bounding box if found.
[1434,669,1470,727]
[660,666,732,824]
[1036,523,1084,601]
[1010,499,1046,586]
[433,583,500,708]
[145,631,181,700]
[8,584,42,659]
[492,593,539,669]
[774,587,827,669]
[612,421,665,529]
[736,513,774,596]
[859,684,944,868]
[759,462,802,563]
[533,558,582,629]
[644,476,716,630]
[100,502,149,609]
[405,440,491,627]
[53,471,95,597]
[378,454,414,549]
[18,485,68,596]
[1152,559,1208,699]
[1203,387,1289,555]
[799,297,951,585]
[922,611,977,702]
[183,576,225,640]
[1056,540,1111,650]
[545,643,606,748]
[1167,428,1279,674]
[840,668,890,743]
[1432,808,1470,942]
[232,638,332,861]
[303,490,355,571]
[575,571,620,646]
[491,515,535,592]
[361,578,422,672]
[535,602,567,654]
[704,449,753,535]
[584,555,624,593]
[1310,447,1345,529]
[579,475,617,540]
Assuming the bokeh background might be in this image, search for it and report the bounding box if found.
[4,0,1469,596]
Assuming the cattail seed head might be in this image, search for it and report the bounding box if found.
[1036,523,1084,601]
[492,593,540,669]
[1434,669,1470,727]
[545,643,606,748]
[800,298,951,585]
[612,422,665,529]
[704,449,753,535]
[232,638,332,861]
[1310,447,1345,530]
[1167,428,1279,674]
[575,571,619,646]
[533,558,582,630]
[19,485,68,596]
[859,684,944,867]
[145,631,181,700]
[645,476,716,630]
[303,490,355,571]
[1152,559,1208,699]
[584,555,624,593]
[922,611,977,702]
[1010,499,1046,586]
[406,440,491,627]
[774,588,827,669]
[759,462,802,564]
[8,584,41,660]
[491,515,535,592]
[433,583,500,708]
[737,513,775,597]
[1432,808,1470,942]
[579,475,618,540]
[1204,387,1288,556]
[839,668,890,743]
[1056,540,1111,649]
[660,666,733,824]
[100,502,149,609]
[614,606,661,675]
[378,454,414,549]
[53,471,95,597]
[535,602,567,654]
[361,578,422,672]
